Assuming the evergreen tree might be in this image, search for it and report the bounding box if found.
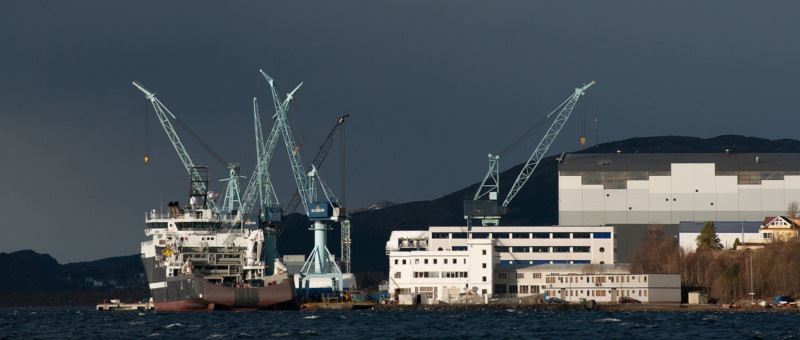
[733,237,741,250]
[696,221,723,251]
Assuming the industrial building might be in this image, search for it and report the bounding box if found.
[543,273,681,303]
[558,152,800,258]
[386,226,618,302]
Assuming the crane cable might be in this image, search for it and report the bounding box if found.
[144,99,150,164]
[497,91,573,158]
[170,115,229,169]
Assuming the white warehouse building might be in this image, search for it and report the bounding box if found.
[558,152,800,258]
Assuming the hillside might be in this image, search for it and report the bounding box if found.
[0,250,145,294]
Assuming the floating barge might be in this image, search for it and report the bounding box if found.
[96,299,154,311]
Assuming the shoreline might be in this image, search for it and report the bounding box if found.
[372,303,800,313]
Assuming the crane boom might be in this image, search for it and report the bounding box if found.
[502,81,595,207]
[132,81,218,212]
[240,97,283,217]
[278,114,349,237]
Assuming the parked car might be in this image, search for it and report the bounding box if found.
[618,297,641,304]
[546,297,566,304]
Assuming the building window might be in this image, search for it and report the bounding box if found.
[444,259,448,264]
[482,263,487,269]
[517,273,525,279]
[452,232,468,239]
[394,259,398,265]
[472,233,490,239]
[593,232,611,239]
[452,246,467,251]
[492,233,509,239]
[531,232,550,239]
[453,258,457,264]
[532,246,550,253]
[494,285,507,294]
[573,232,590,239]
[494,246,510,252]
[553,246,570,253]
[394,272,401,278]
[415,259,419,264]
[512,233,530,239]
[532,273,542,279]
[552,232,570,239]
[433,259,437,264]
[764,232,774,239]
[424,259,428,264]
[402,260,406,265]
[512,246,529,253]
[482,249,487,255]
[532,286,540,293]
[413,272,440,278]
[573,246,590,253]
[432,232,449,239]
[482,276,487,282]
[599,247,605,253]
[509,285,518,294]
[498,272,508,279]
[644,276,647,283]
[520,285,529,294]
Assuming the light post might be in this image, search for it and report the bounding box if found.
[748,249,754,305]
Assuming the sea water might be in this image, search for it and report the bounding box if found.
[1,307,799,339]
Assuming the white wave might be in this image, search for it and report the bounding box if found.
[596,317,621,323]
[164,323,182,328]
[304,315,319,319]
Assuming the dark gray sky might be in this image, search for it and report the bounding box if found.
[2,1,798,263]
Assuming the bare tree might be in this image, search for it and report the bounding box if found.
[788,201,799,218]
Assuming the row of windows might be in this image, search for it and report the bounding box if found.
[432,232,611,239]
[395,271,469,279]
[562,170,800,188]
[495,285,544,294]
[545,289,648,298]
[546,275,648,284]
[394,258,468,265]
[499,260,594,265]
[494,246,594,253]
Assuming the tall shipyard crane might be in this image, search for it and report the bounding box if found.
[132,81,219,214]
[260,70,347,278]
[278,114,349,237]
[465,81,595,226]
[240,97,283,222]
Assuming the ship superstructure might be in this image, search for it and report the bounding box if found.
[140,200,294,311]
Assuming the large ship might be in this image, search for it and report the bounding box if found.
[140,199,295,311]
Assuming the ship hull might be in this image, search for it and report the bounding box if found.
[148,274,295,311]
[143,256,295,311]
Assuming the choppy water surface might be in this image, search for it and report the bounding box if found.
[2,308,799,339]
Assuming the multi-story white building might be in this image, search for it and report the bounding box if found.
[558,152,800,258]
[543,273,681,303]
[386,226,616,302]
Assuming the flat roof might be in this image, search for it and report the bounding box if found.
[559,153,800,172]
